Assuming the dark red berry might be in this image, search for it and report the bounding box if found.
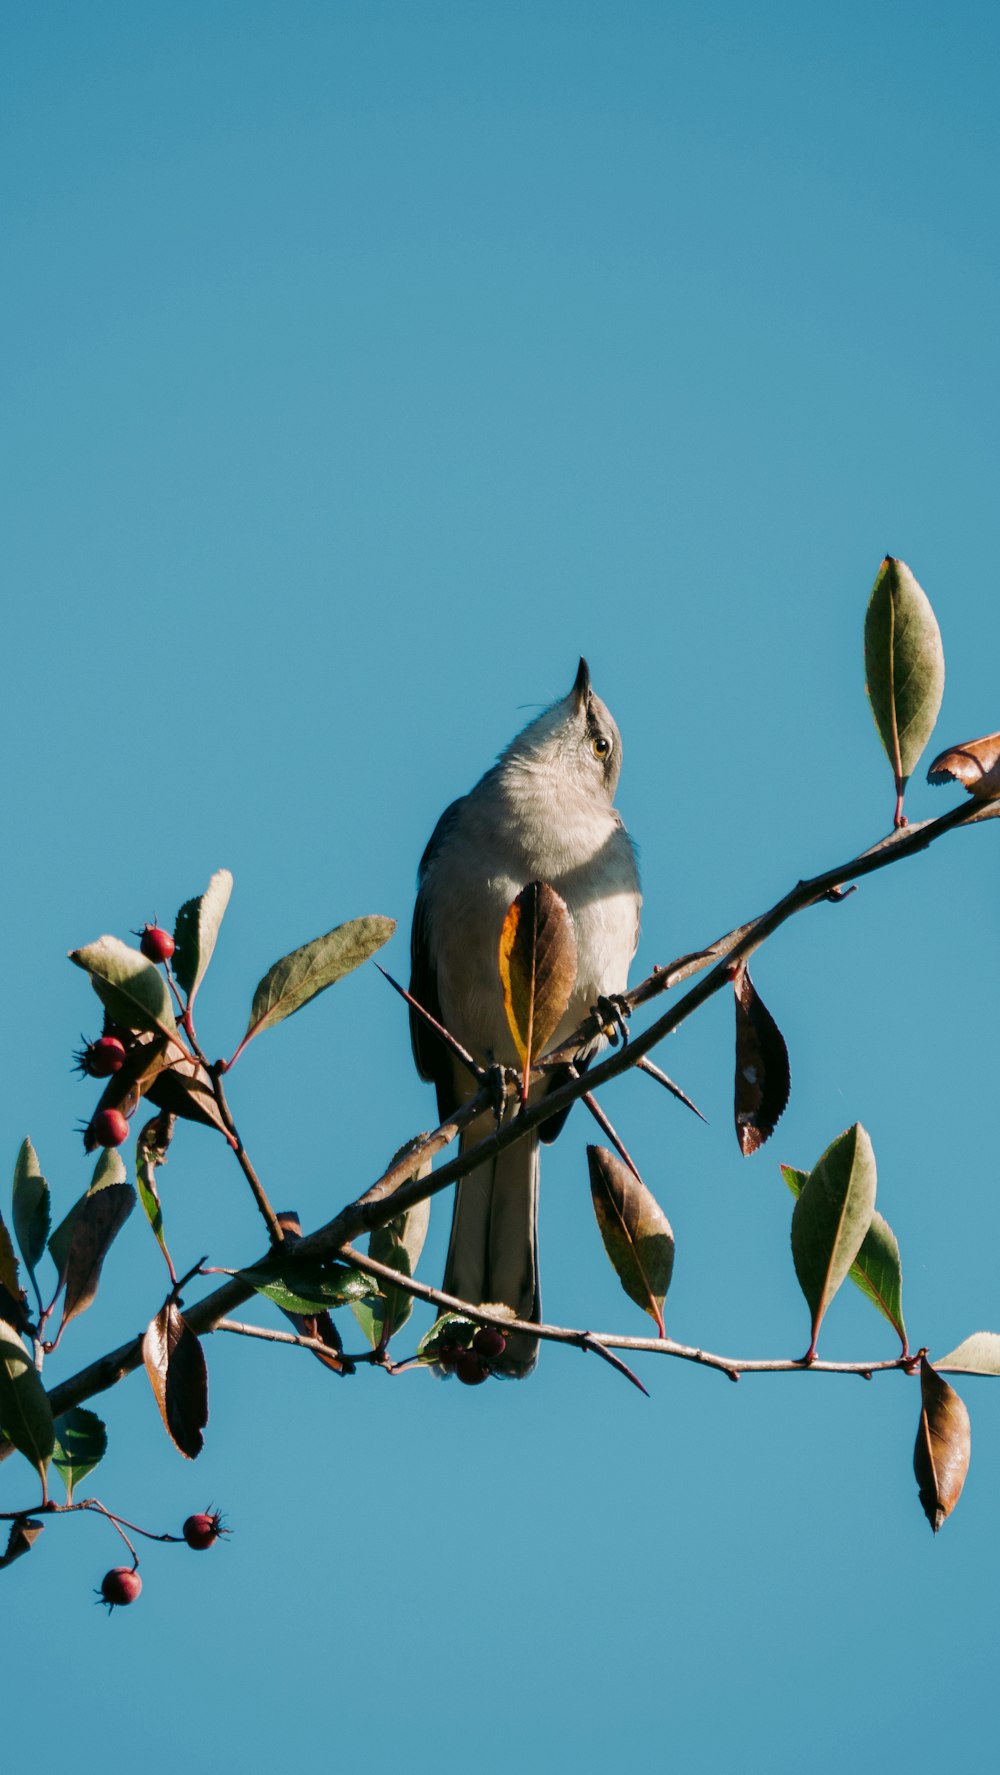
[75,1036,127,1078]
[182,1509,229,1550]
[93,1107,129,1147]
[98,1566,142,1610]
[473,1326,507,1361]
[455,1351,489,1386]
[436,1343,463,1371]
[139,924,175,964]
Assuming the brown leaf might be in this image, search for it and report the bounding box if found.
[84,1034,171,1150]
[732,962,790,1155]
[588,1145,674,1336]
[58,1182,136,1332]
[145,1057,232,1140]
[914,1355,971,1532]
[0,1517,44,1567]
[141,1299,209,1459]
[498,882,578,1088]
[927,730,1000,799]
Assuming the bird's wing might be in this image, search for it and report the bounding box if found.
[409,796,467,1122]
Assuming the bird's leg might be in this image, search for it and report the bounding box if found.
[485,1061,519,1126]
[593,992,631,1047]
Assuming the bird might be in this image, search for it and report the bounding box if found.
[409,658,641,1375]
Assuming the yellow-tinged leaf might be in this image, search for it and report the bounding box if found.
[498,882,578,1082]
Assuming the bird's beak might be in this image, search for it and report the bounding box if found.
[572,656,591,711]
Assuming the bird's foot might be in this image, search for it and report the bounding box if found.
[485,1062,519,1126]
[594,993,631,1046]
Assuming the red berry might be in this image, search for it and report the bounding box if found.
[139,924,175,964]
[182,1509,228,1550]
[436,1343,463,1371]
[98,1566,142,1610]
[93,1107,129,1147]
[473,1326,507,1361]
[75,1036,126,1078]
[455,1351,489,1386]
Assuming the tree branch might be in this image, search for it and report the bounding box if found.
[27,792,996,1430]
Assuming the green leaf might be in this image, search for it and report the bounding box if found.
[790,1125,877,1358]
[52,1406,107,1501]
[173,868,233,1006]
[69,935,177,1039]
[0,1319,54,1482]
[587,1145,674,1336]
[238,915,395,1053]
[90,1149,127,1191]
[782,1164,906,1352]
[935,1332,1000,1375]
[0,1208,23,1308]
[12,1139,49,1280]
[135,1115,175,1272]
[416,1312,476,1362]
[864,556,945,795]
[351,1161,432,1348]
[239,1258,378,1316]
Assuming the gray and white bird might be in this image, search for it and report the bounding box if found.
[410,659,641,1375]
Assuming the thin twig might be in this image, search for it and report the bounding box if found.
[634,1055,707,1122]
[375,966,484,1082]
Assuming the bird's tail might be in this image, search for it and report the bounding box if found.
[443,1129,540,1377]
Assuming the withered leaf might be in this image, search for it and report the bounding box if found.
[47,1148,124,1289]
[0,1517,45,1567]
[914,1356,971,1532]
[142,1300,208,1459]
[732,963,790,1155]
[864,555,944,819]
[790,1124,877,1359]
[145,1058,232,1141]
[498,882,578,1085]
[927,730,1000,799]
[58,1182,136,1334]
[84,1035,170,1150]
[588,1144,674,1336]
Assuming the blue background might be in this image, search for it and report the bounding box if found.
[3,4,999,1770]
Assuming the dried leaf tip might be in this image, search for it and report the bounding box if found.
[927,731,1000,799]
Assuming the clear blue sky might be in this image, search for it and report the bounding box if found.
[3,4,1000,1770]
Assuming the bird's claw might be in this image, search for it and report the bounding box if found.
[594,993,631,1046]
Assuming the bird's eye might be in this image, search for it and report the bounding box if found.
[592,734,612,759]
